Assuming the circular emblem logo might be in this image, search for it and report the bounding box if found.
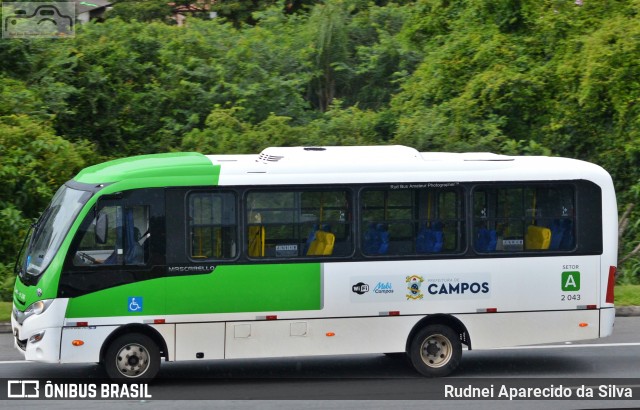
[405,275,424,300]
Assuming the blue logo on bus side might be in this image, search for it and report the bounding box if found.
[128,297,143,313]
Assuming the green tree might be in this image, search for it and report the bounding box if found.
[210,0,318,26]
[303,101,382,145]
[106,0,175,23]
[344,2,419,109]
[182,101,384,153]
[182,107,306,153]
[0,114,96,299]
[307,0,351,111]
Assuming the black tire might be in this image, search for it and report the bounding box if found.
[408,324,462,377]
[103,333,160,380]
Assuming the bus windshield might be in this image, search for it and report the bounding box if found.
[16,185,92,283]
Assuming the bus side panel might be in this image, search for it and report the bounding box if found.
[224,316,416,359]
[322,256,600,318]
[60,326,118,363]
[600,307,615,338]
[153,323,176,361]
[175,322,224,361]
[458,309,600,350]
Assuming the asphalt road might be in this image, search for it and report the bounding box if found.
[1,317,640,409]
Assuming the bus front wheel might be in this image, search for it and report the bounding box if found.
[409,324,461,377]
[104,333,160,380]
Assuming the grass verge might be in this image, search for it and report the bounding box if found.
[615,284,640,306]
[0,301,11,322]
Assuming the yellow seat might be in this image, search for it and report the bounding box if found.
[525,225,551,250]
[307,231,335,256]
[248,225,265,257]
[320,232,335,255]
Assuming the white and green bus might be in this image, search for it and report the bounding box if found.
[11,145,617,380]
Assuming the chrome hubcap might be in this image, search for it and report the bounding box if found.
[115,343,150,377]
[420,334,453,368]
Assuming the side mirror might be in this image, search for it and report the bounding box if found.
[95,213,108,244]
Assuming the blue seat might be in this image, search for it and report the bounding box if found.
[475,228,497,252]
[377,224,389,255]
[559,220,574,250]
[363,223,389,255]
[125,227,144,264]
[550,219,574,250]
[363,223,380,254]
[549,220,563,250]
[416,221,444,253]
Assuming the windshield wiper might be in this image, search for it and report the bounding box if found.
[31,207,52,238]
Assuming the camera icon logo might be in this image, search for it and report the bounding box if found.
[3,2,75,38]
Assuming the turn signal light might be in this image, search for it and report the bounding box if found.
[72,340,84,346]
[579,323,589,328]
[326,332,336,337]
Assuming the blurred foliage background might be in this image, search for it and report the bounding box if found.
[1,0,640,299]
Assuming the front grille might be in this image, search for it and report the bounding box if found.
[15,333,26,351]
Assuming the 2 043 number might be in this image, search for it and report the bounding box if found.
[561,294,581,301]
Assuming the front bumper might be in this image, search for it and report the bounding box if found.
[11,299,68,363]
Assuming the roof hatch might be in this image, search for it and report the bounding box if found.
[255,145,422,164]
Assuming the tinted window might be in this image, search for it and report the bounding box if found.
[188,192,237,260]
[246,189,352,258]
[360,186,465,256]
[72,205,150,266]
[473,185,575,252]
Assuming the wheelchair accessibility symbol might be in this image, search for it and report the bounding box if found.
[128,297,143,313]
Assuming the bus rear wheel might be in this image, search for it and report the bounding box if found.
[104,333,160,380]
[409,324,461,377]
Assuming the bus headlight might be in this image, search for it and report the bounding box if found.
[23,299,54,320]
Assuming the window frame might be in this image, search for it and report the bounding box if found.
[186,190,239,262]
[59,188,165,298]
[358,184,467,258]
[243,187,355,261]
[471,182,578,254]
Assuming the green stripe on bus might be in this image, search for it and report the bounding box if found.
[74,152,219,187]
[65,263,322,318]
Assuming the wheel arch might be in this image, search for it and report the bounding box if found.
[100,324,169,364]
[405,314,471,353]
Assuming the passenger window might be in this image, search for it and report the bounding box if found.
[246,190,352,258]
[473,185,575,252]
[361,190,411,256]
[188,192,237,260]
[73,205,150,266]
[360,186,465,256]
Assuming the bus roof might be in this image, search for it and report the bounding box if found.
[72,146,613,190]
[207,146,613,187]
